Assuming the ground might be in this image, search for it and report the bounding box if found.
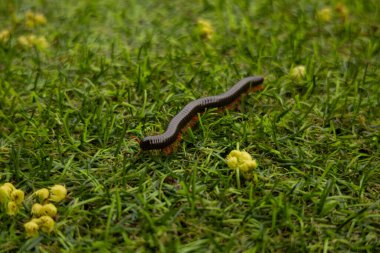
[0,0,379,252]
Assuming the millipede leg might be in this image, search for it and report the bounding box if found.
[162,145,173,155]
[249,85,264,93]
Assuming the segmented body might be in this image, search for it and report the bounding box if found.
[140,76,264,150]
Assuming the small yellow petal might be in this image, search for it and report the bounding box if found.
[34,36,49,49]
[39,215,55,233]
[31,217,43,226]
[18,35,49,49]
[25,11,47,27]
[196,19,214,40]
[42,203,57,217]
[316,7,332,22]
[49,185,67,202]
[240,160,258,172]
[228,150,241,158]
[6,201,19,216]
[34,188,49,202]
[18,35,32,47]
[246,160,258,169]
[290,65,306,80]
[0,30,10,43]
[226,156,239,169]
[0,185,12,203]
[3,183,16,191]
[238,151,252,162]
[31,203,44,217]
[11,189,25,205]
[34,13,47,25]
[24,221,39,237]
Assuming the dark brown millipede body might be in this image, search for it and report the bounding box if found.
[140,76,264,150]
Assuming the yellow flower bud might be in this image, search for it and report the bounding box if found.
[226,150,258,174]
[25,11,47,27]
[11,189,25,205]
[17,35,49,49]
[24,221,39,237]
[316,7,332,22]
[31,203,44,217]
[49,185,67,202]
[3,183,16,191]
[0,183,16,202]
[196,19,214,40]
[240,160,258,172]
[6,201,19,216]
[39,215,55,233]
[227,150,242,170]
[290,65,306,80]
[0,185,12,203]
[228,150,241,158]
[31,218,43,226]
[238,151,253,161]
[226,156,239,169]
[34,13,47,25]
[34,188,49,202]
[42,203,57,217]
[246,160,258,169]
[34,36,49,49]
[0,29,10,43]
[18,35,33,47]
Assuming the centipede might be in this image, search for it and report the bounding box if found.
[140,76,264,153]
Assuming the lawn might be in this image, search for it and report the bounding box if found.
[0,0,379,252]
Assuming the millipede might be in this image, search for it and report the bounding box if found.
[140,76,264,153]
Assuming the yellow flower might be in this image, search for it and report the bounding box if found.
[0,29,11,43]
[196,19,214,40]
[39,216,55,233]
[24,220,40,237]
[240,160,258,172]
[317,7,332,22]
[31,218,43,226]
[226,156,238,169]
[25,11,47,27]
[18,35,49,49]
[6,201,19,216]
[226,150,258,173]
[49,185,67,202]
[237,151,252,162]
[41,203,57,217]
[290,65,306,80]
[0,186,12,203]
[34,13,47,24]
[10,189,25,205]
[33,36,49,48]
[31,203,44,217]
[3,183,16,191]
[18,35,33,47]
[34,188,49,202]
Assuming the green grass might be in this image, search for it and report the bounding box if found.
[0,0,379,252]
